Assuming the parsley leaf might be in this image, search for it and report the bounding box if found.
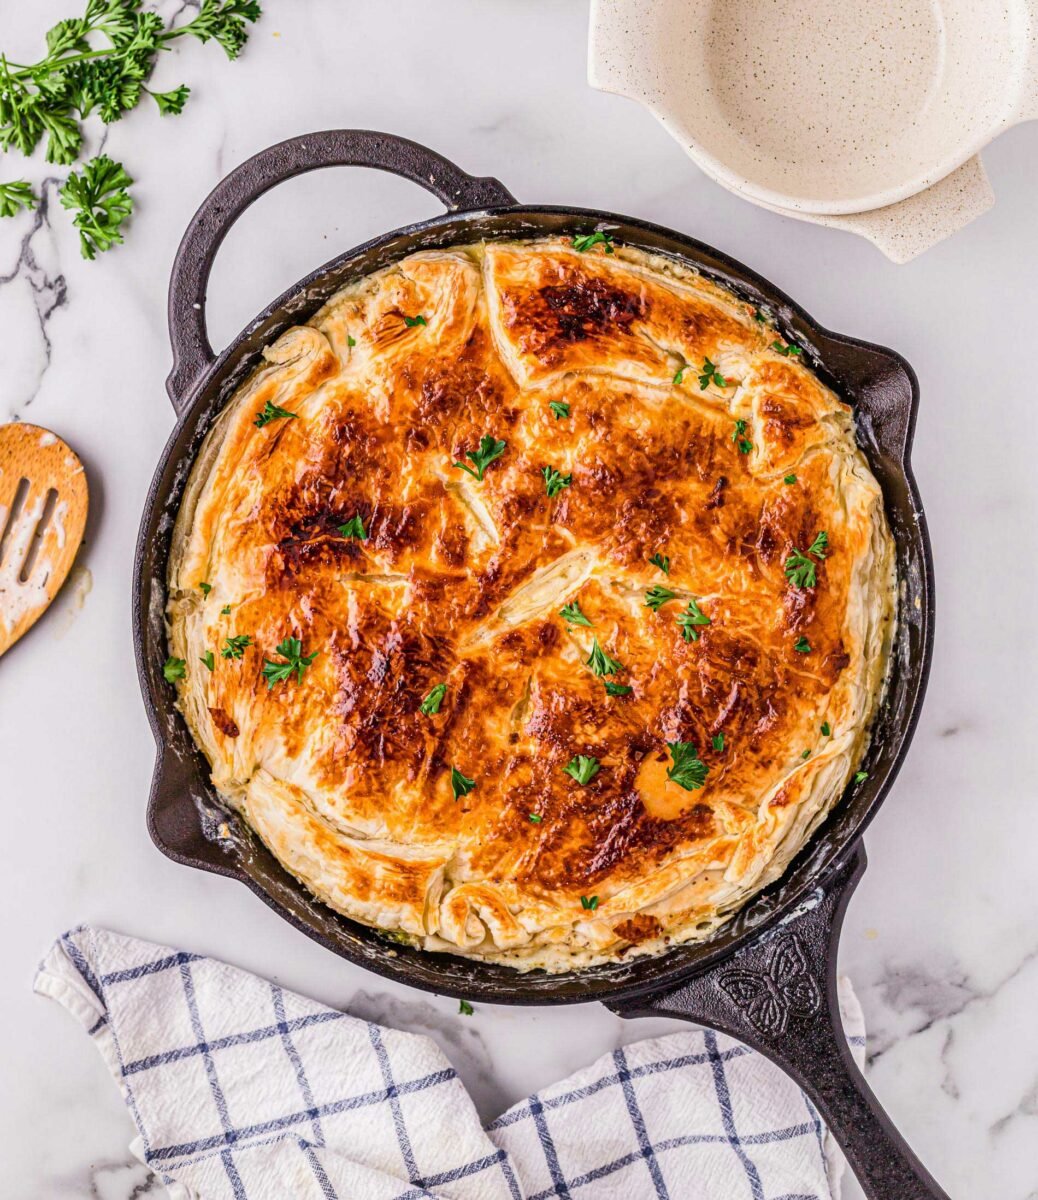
[784,474,797,485]
[458,999,474,1016]
[673,366,687,385]
[451,766,476,799]
[771,340,803,357]
[784,531,828,588]
[221,634,252,659]
[585,637,622,677]
[649,552,671,575]
[549,401,570,420]
[644,585,676,612]
[254,400,297,428]
[801,748,811,759]
[732,418,752,454]
[854,770,869,783]
[420,683,447,715]
[793,635,812,653]
[677,598,711,642]
[712,732,724,751]
[163,656,186,682]
[347,335,357,348]
[564,755,601,785]
[454,435,506,481]
[261,637,317,687]
[604,680,633,696]
[199,581,212,596]
[59,155,133,259]
[200,650,214,672]
[698,357,727,390]
[572,230,614,253]
[338,515,368,540]
[821,721,831,736]
[528,812,543,823]
[152,84,190,115]
[666,741,708,791]
[559,600,592,627]
[580,894,600,910]
[220,605,232,615]
[403,313,427,327]
[541,466,572,498]
[0,180,36,218]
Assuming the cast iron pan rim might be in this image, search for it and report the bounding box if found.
[135,203,933,1004]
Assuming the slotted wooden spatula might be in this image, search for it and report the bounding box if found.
[0,423,88,658]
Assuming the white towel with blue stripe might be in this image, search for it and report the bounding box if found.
[35,926,865,1200]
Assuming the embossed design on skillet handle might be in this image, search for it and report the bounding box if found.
[165,129,516,412]
[607,848,952,1200]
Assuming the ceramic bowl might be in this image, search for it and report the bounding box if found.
[589,0,1038,260]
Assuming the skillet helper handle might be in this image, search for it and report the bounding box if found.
[166,129,516,412]
[608,847,951,1200]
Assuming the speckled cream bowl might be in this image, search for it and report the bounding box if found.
[590,0,1038,260]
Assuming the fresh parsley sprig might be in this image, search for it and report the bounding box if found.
[572,230,614,254]
[771,340,803,357]
[451,766,475,799]
[403,313,427,328]
[221,634,252,660]
[559,600,592,627]
[585,637,623,677]
[255,400,297,428]
[420,683,447,716]
[261,637,317,688]
[541,466,572,498]
[454,435,506,482]
[163,655,186,682]
[644,585,676,613]
[59,155,132,259]
[0,180,36,217]
[649,552,670,575]
[666,741,708,791]
[676,598,711,642]
[603,680,632,696]
[784,531,829,589]
[549,401,570,420]
[732,418,752,455]
[699,358,727,390]
[338,515,368,540]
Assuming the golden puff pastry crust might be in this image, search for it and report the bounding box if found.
[167,238,895,972]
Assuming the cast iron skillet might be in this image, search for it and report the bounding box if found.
[134,130,944,1200]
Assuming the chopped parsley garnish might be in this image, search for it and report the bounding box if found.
[572,230,614,253]
[801,749,811,759]
[673,365,687,385]
[549,401,571,420]
[586,637,623,677]
[784,531,829,588]
[793,636,812,653]
[338,515,368,540]
[753,307,766,323]
[559,600,593,627]
[666,741,708,791]
[403,314,427,327]
[163,656,186,682]
[347,335,357,348]
[261,638,318,688]
[677,598,711,642]
[649,552,671,575]
[699,357,727,390]
[542,466,572,498]
[821,722,831,736]
[459,999,474,1016]
[528,812,543,824]
[712,732,725,752]
[604,680,633,696]
[199,581,212,596]
[854,770,869,784]
[254,400,297,428]
[220,605,232,615]
[454,435,507,481]
[644,585,676,612]
[451,766,476,799]
[420,683,447,716]
[732,418,752,454]
[200,651,214,672]
[221,635,252,660]
[784,474,797,485]
[565,755,601,785]
[580,894,600,910]
[771,340,803,357]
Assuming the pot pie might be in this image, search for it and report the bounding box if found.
[167,236,895,972]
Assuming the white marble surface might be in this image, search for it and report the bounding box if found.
[1,2,1036,1196]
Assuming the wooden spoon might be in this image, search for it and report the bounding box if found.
[0,423,88,658]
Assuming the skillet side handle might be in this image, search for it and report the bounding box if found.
[608,848,951,1200]
[166,129,516,413]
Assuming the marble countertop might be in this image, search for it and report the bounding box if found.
[2,2,1036,1196]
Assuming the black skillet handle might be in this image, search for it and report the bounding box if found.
[608,846,951,1200]
[166,129,516,413]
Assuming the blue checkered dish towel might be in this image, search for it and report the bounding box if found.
[36,927,865,1200]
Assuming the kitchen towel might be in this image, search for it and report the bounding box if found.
[36,926,865,1200]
